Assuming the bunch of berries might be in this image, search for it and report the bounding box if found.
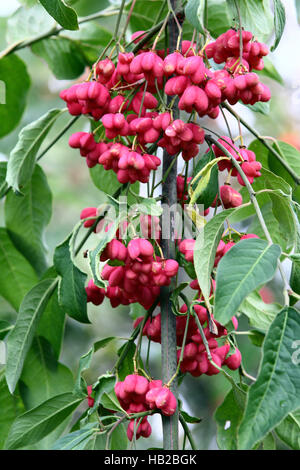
[212,136,262,186]
[115,374,177,440]
[85,236,178,310]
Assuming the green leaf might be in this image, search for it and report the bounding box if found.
[180,410,202,424]
[89,164,123,195]
[111,423,128,450]
[0,228,38,310]
[214,239,281,325]
[6,278,58,393]
[40,0,79,30]
[74,346,94,397]
[5,392,83,450]
[117,341,136,381]
[215,387,246,450]
[20,337,74,409]
[248,139,269,168]
[31,37,86,79]
[90,374,116,413]
[52,423,97,450]
[238,307,300,449]
[190,150,219,209]
[94,337,116,351]
[6,109,62,193]
[194,208,235,306]
[100,391,125,413]
[37,282,66,360]
[6,5,55,44]
[71,0,110,16]
[275,410,300,450]
[262,432,276,450]
[271,0,286,51]
[5,165,52,276]
[54,235,89,324]
[0,54,30,138]
[239,291,282,331]
[0,371,19,449]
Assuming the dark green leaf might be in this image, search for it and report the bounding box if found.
[54,235,89,324]
[215,387,246,450]
[6,109,62,193]
[275,410,300,450]
[180,410,202,424]
[214,239,281,325]
[37,284,66,360]
[0,228,38,310]
[20,337,74,409]
[40,0,79,30]
[0,54,30,138]
[5,392,83,449]
[6,278,58,393]
[5,165,52,276]
[117,341,136,381]
[0,371,19,449]
[111,423,128,450]
[238,307,300,449]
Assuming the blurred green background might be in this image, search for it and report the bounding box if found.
[0,0,298,449]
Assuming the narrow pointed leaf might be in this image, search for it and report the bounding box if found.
[0,228,38,310]
[5,165,52,276]
[6,278,58,393]
[238,307,300,449]
[5,392,83,450]
[54,235,89,323]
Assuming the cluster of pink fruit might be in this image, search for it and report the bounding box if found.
[212,136,262,186]
[115,374,176,440]
[205,28,271,105]
[85,236,178,310]
[69,133,160,183]
[61,28,269,186]
[134,303,241,377]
